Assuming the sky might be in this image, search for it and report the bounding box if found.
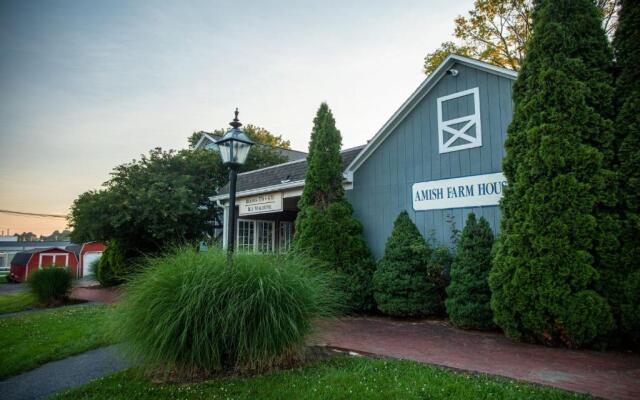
[0,0,473,236]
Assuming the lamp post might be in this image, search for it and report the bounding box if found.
[216,108,254,262]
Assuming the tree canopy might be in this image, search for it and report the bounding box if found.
[69,125,289,256]
[423,0,619,74]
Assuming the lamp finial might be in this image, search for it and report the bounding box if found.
[230,107,242,129]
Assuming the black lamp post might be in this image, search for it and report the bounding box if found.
[216,108,254,261]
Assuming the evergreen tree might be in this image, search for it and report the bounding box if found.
[293,103,376,313]
[373,211,443,317]
[614,0,640,346]
[489,0,615,348]
[446,213,495,330]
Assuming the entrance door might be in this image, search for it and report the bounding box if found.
[82,252,102,276]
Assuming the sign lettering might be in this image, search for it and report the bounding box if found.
[412,173,507,211]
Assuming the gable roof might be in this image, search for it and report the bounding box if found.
[194,131,307,162]
[212,146,364,200]
[344,54,518,176]
[11,250,36,265]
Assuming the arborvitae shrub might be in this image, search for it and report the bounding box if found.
[28,266,72,305]
[294,103,376,313]
[614,0,640,347]
[373,211,444,317]
[489,0,615,348]
[97,240,128,287]
[446,213,495,330]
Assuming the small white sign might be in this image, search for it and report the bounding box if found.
[239,193,283,216]
[412,173,507,211]
[437,87,482,154]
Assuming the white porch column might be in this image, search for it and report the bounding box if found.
[222,204,230,249]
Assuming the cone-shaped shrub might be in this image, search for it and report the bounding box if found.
[294,103,376,313]
[489,0,615,348]
[373,211,443,317]
[614,0,640,347]
[446,213,495,330]
[113,248,341,377]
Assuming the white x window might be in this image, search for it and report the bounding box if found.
[437,87,482,154]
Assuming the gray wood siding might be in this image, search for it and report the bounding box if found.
[350,63,514,259]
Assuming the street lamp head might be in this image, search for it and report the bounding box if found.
[216,108,254,168]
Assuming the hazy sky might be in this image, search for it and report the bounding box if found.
[0,0,473,236]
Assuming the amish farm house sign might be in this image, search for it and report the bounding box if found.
[412,173,507,211]
[239,193,283,216]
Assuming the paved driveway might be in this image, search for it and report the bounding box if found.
[313,317,640,400]
[0,283,26,295]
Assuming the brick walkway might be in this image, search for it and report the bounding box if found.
[313,317,640,400]
[70,286,120,304]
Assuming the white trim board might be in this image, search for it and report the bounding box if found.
[345,54,517,175]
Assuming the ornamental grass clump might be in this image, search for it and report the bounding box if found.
[114,247,341,377]
[27,266,73,306]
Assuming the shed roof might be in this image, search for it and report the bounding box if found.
[66,244,82,259]
[11,250,36,265]
[213,146,364,200]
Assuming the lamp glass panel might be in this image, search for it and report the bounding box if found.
[218,141,231,163]
[234,141,251,164]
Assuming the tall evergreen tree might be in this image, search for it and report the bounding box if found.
[489,0,615,348]
[614,0,640,345]
[293,103,376,313]
[446,213,495,330]
[373,211,442,317]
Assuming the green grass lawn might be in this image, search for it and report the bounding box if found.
[52,357,586,400]
[0,305,113,378]
[0,291,38,314]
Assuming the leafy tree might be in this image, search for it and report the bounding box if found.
[373,211,441,317]
[69,126,288,259]
[489,0,616,348]
[613,0,640,345]
[188,124,291,170]
[446,213,495,330]
[96,239,128,287]
[423,0,619,74]
[293,103,376,313]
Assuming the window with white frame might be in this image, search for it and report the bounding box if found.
[237,219,255,252]
[279,222,294,253]
[256,221,275,252]
[236,219,275,253]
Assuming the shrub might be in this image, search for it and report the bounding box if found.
[373,211,444,317]
[114,248,341,376]
[427,246,452,315]
[489,0,616,348]
[446,213,495,330]
[620,271,640,347]
[294,103,376,313]
[27,266,72,305]
[97,240,128,287]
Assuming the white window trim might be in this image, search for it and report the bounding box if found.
[236,219,276,253]
[437,87,482,154]
[279,221,294,253]
[38,253,69,268]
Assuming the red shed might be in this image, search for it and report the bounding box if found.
[75,241,106,277]
[9,247,78,282]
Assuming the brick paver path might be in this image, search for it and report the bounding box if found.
[313,317,640,400]
[70,286,120,304]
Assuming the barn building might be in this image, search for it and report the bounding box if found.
[66,241,106,277]
[200,55,516,258]
[9,247,79,282]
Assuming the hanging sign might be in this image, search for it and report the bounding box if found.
[239,193,283,216]
[412,173,507,211]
